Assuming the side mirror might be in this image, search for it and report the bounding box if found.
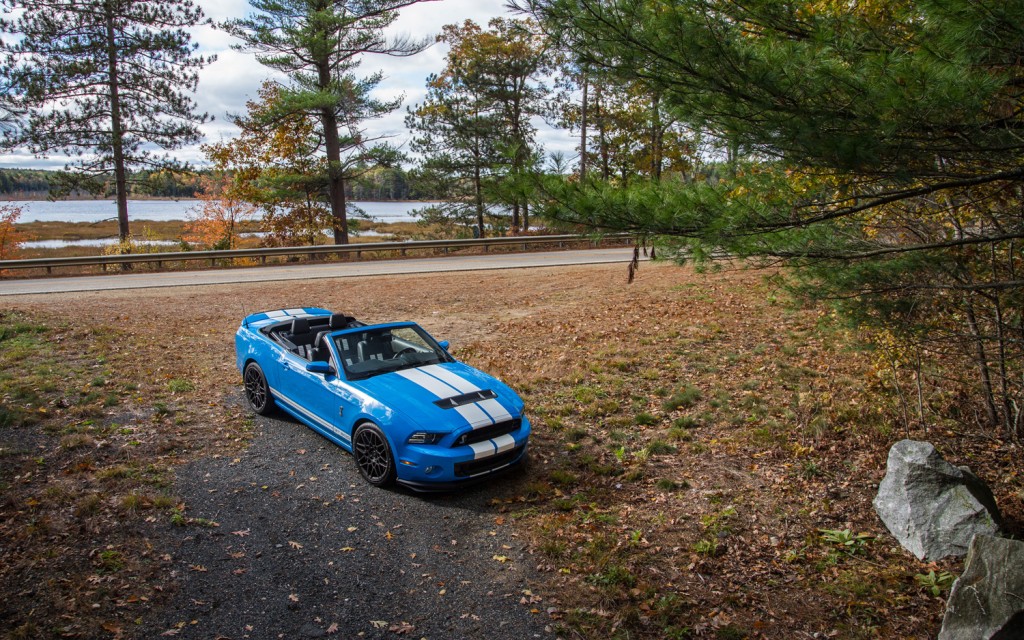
[438,340,450,350]
[305,361,333,375]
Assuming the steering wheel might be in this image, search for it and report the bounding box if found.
[393,347,417,359]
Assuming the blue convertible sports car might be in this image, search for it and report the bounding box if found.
[235,307,530,489]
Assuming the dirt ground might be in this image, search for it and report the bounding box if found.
[1,261,1021,639]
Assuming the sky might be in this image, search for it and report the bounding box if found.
[1,0,577,170]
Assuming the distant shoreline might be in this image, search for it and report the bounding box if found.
[2,195,440,204]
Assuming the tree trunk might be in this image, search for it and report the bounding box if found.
[318,63,348,245]
[580,74,588,179]
[104,2,130,246]
[595,85,610,180]
[964,298,999,427]
[651,91,663,180]
[474,136,485,238]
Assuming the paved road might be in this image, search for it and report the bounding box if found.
[0,247,637,296]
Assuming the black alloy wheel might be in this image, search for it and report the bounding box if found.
[243,362,274,415]
[353,423,396,487]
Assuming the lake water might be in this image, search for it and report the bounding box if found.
[6,199,442,223]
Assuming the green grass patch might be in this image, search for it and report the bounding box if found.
[663,385,702,411]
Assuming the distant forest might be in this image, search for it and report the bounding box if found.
[0,167,437,201]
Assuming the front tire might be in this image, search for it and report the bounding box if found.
[243,362,274,416]
[353,423,396,487]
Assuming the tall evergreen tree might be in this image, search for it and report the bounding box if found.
[224,0,429,245]
[0,0,211,242]
[518,0,1024,437]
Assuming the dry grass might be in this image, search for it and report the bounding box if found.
[1,261,1020,639]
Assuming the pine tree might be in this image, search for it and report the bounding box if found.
[224,0,429,245]
[1,0,211,243]
[519,0,1024,437]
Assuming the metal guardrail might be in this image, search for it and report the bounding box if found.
[0,234,627,275]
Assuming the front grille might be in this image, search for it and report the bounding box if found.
[454,418,522,447]
[454,445,525,478]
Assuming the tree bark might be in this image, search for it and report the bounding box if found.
[579,74,588,179]
[104,1,130,246]
[318,62,348,245]
[474,134,485,238]
[964,298,999,427]
[651,91,663,180]
[595,85,610,180]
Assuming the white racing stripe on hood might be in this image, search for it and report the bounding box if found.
[477,398,513,423]
[419,364,514,424]
[420,364,480,393]
[394,368,493,428]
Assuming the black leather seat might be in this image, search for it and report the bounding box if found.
[311,331,331,362]
[357,333,393,361]
[329,313,353,330]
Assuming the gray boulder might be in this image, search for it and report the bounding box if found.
[873,439,1000,560]
[939,534,1024,640]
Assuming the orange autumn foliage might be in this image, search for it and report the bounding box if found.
[0,204,30,261]
[183,174,258,250]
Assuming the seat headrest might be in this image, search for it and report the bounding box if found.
[329,313,351,330]
[291,317,310,334]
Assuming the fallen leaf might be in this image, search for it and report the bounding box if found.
[231,529,250,537]
[189,565,207,572]
[289,540,303,549]
[389,621,415,634]
[493,555,509,563]
[288,593,299,602]
[327,622,339,634]
[370,620,388,629]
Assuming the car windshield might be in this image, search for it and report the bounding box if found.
[332,325,452,380]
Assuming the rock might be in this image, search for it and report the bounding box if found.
[939,534,1024,640]
[873,439,1000,560]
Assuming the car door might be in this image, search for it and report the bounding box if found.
[275,338,363,451]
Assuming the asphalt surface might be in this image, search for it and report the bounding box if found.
[142,394,554,640]
[0,247,636,295]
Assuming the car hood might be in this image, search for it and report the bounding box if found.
[347,362,523,430]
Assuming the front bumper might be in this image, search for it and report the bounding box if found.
[397,450,528,492]
[393,416,531,487]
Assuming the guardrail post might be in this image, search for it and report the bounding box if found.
[400,248,406,256]
[47,266,52,275]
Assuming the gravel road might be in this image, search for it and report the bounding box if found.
[142,394,555,640]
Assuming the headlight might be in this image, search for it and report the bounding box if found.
[407,431,444,445]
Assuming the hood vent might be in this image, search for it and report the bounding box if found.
[433,389,498,409]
